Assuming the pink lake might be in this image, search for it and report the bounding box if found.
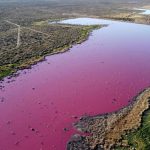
[0,18,150,150]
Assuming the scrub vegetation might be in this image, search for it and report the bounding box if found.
[115,109,150,150]
[68,89,150,150]
[0,21,100,80]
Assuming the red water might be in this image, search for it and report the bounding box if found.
[0,18,150,150]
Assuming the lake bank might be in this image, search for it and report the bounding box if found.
[0,24,100,81]
[0,18,150,150]
[68,88,150,149]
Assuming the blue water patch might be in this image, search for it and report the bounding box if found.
[134,8,150,15]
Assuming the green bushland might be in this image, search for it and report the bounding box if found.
[78,25,100,42]
[0,64,17,80]
[0,23,101,80]
[115,109,150,150]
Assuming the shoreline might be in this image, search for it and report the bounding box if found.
[72,15,150,26]
[0,24,102,82]
[1,15,149,83]
[67,88,150,149]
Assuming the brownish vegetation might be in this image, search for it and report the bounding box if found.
[68,88,150,150]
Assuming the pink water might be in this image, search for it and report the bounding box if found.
[0,18,150,150]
